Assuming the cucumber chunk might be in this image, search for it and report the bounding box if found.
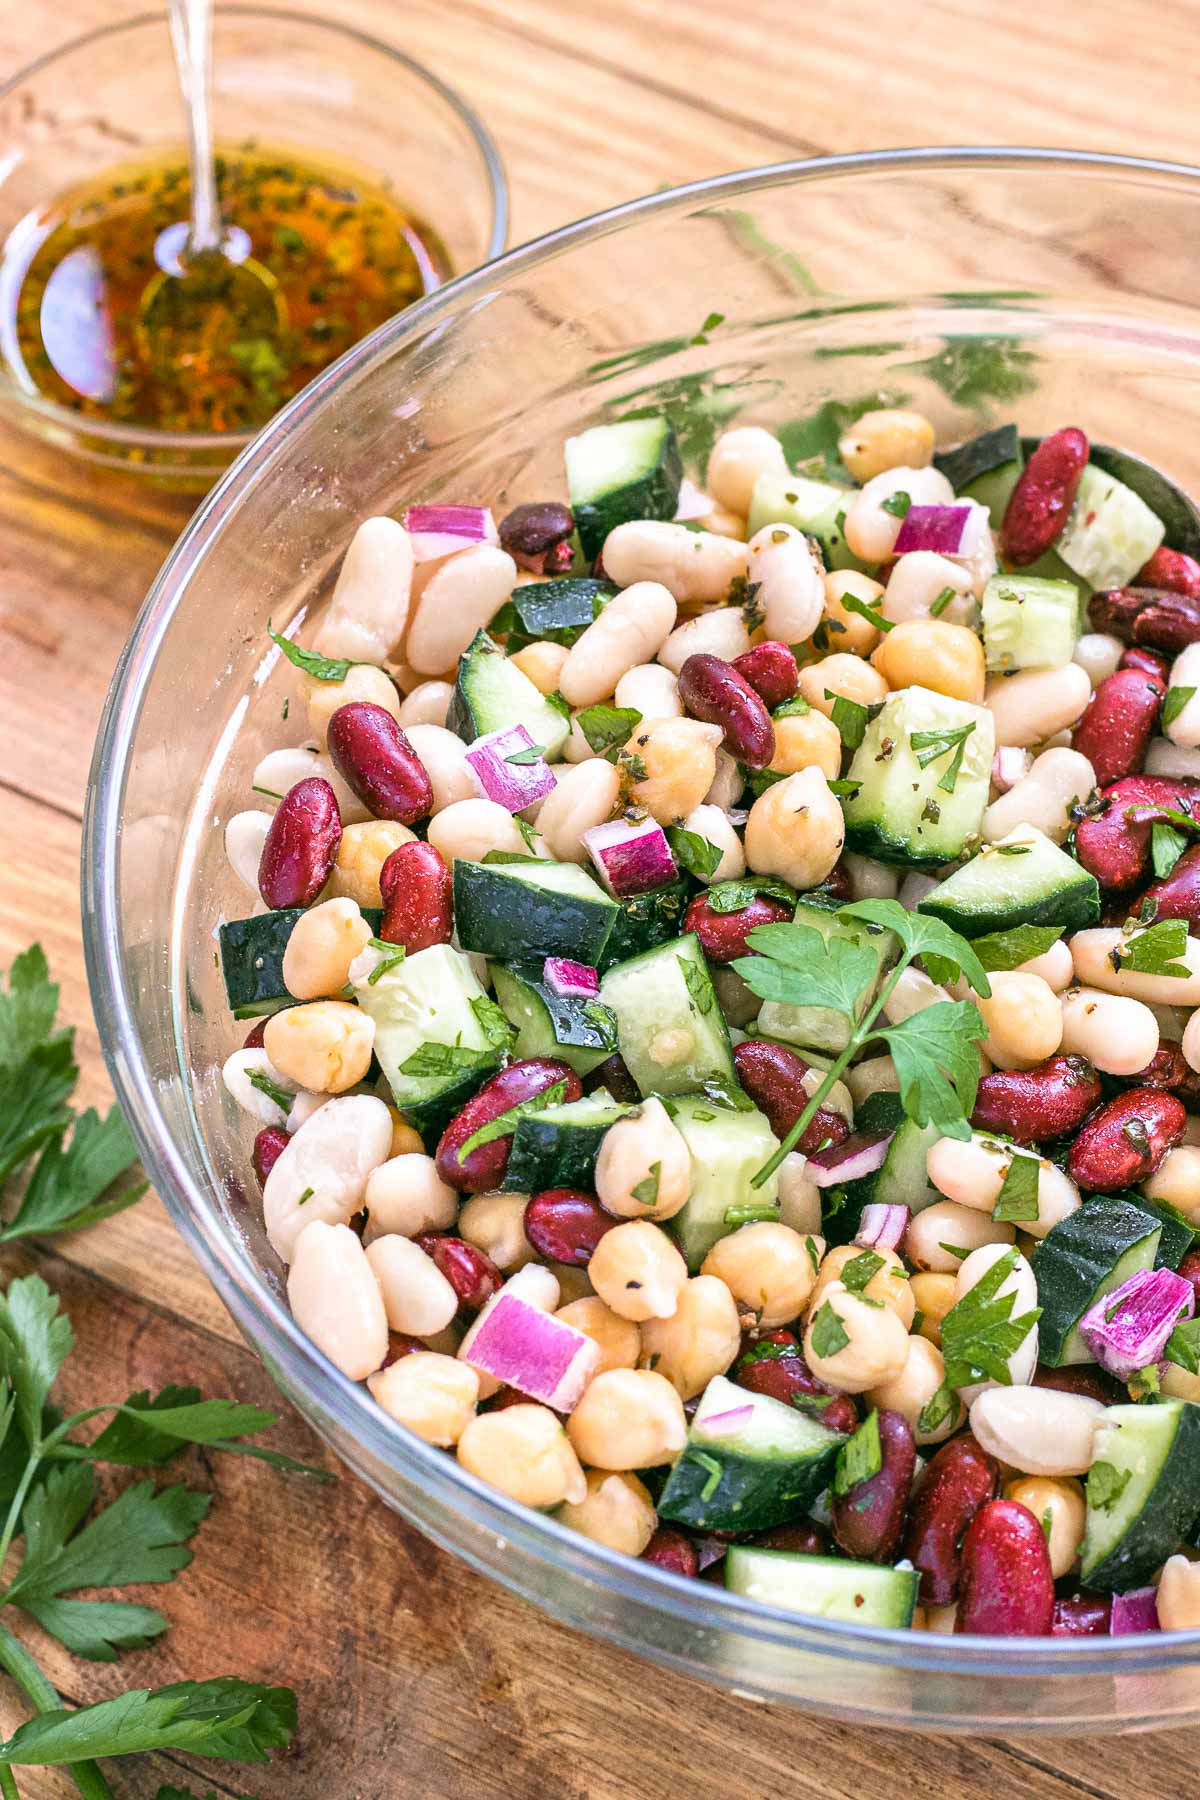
[668,1093,781,1270]
[597,879,690,973]
[916,824,1100,938]
[502,1092,631,1193]
[565,418,682,561]
[982,573,1079,672]
[503,578,614,648]
[724,1546,919,1627]
[1081,1400,1200,1592]
[842,686,994,868]
[1030,1195,1162,1366]
[935,424,1022,519]
[453,858,618,965]
[746,473,867,573]
[220,907,380,1018]
[599,934,734,1098]
[491,960,617,1077]
[1118,1190,1197,1270]
[756,900,897,1055]
[446,629,570,757]
[656,1375,844,1532]
[1057,463,1165,592]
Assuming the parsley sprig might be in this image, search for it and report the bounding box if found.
[733,900,991,1185]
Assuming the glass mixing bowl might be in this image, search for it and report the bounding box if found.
[84,150,1200,1733]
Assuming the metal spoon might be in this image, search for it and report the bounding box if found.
[137,0,286,366]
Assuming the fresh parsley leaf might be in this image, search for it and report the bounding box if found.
[878,1001,988,1141]
[544,689,572,721]
[0,1107,146,1241]
[840,1250,884,1293]
[724,1202,780,1225]
[457,1079,569,1160]
[365,937,405,984]
[773,696,811,719]
[838,899,992,997]
[0,1677,297,1766]
[665,827,722,881]
[0,1275,73,1451]
[1115,918,1191,980]
[827,691,869,750]
[992,1151,1041,1224]
[734,922,879,1021]
[397,1042,495,1079]
[504,744,546,766]
[0,1034,77,1185]
[1163,686,1197,731]
[939,1248,1040,1391]
[619,751,648,785]
[880,490,912,519]
[0,946,64,1071]
[835,588,893,632]
[1087,1460,1131,1512]
[700,1077,755,1113]
[909,722,976,794]
[246,1069,293,1115]
[470,994,516,1050]
[929,585,958,617]
[1166,1318,1200,1375]
[1152,821,1189,881]
[706,876,796,915]
[804,1235,821,1273]
[516,814,539,852]
[693,1450,724,1503]
[266,624,351,684]
[917,1385,957,1435]
[632,1162,661,1207]
[833,1409,882,1495]
[810,1302,849,1359]
[971,924,1064,973]
[575,703,642,758]
[679,955,715,1017]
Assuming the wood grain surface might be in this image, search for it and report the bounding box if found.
[2,1,1199,1793]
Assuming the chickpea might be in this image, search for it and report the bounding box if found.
[566,1368,687,1470]
[883,553,974,626]
[745,522,825,644]
[882,965,952,1025]
[1157,1555,1200,1631]
[711,966,761,1029]
[809,1242,913,1328]
[398,679,453,728]
[1005,1476,1085,1578]
[557,1469,657,1556]
[1019,938,1075,993]
[869,1335,962,1446]
[776,1152,822,1235]
[560,582,677,709]
[845,1055,900,1109]
[658,607,750,675]
[287,1220,389,1381]
[1144,1146,1200,1222]
[707,425,789,515]
[602,521,749,606]
[623,717,722,825]
[458,1190,536,1270]
[923,1603,959,1633]
[802,1282,910,1394]
[458,1404,587,1508]
[330,820,417,908]
[511,640,569,694]
[385,1112,424,1159]
[614,661,682,721]
[911,1271,958,1348]
[905,1200,1015,1273]
[536,757,621,861]
[302,661,402,747]
[821,570,887,656]
[588,1220,688,1322]
[697,506,748,541]
[364,1153,457,1240]
[700,1223,820,1330]
[797,652,889,717]
[871,619,985,704]
[639,1275,742,1398]
[549,1263,594,1307]
[402,724,476,815]
[594,1099,692,1221]
[263,1001,375,1095]
[555,1296,641,1374]
[769,708,842,780]
[744,766,844,890]
[976,972,1063,1070]
[843,465,954,564]
[427,798,538,867]
[839,409,935,483]
[365,1234,459,1336]
[368,1352,479,1448]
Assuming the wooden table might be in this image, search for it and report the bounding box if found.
[2,0,1199,1792]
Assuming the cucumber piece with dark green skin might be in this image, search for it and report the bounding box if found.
[656,1376,845,1532]
[756,900,897,1054]
[220,907,381,1018]
[503,578,614,649]
[1030,1196,1162,1366]
[934,424,1022,516]
[724,1547,919,1627]
[596,878,690,972]
[916,826,1100,938]
[446,630,571,756]
[842,686,994,869]
[668,1094,781,1270]
[453,858,619,965]
[1081,1400,1200,1592]
[565,418,683,561]
[501,1093,631,1192]
[1112,1191,1196,1270]
[599,933,734,1098]
[491,961,618,1076]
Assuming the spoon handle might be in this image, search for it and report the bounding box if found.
[167,0,221,255]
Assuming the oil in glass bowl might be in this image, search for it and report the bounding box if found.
[2,141,451,435]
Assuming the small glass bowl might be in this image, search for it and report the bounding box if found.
[0,6,507,486]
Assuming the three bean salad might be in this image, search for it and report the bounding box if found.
[219,407,1200,1638]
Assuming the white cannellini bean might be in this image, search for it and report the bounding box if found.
[1072,632,1125,686]
[657,607,751,674]
[882,552,975,627]
[1185,1008,1200,1074]
[536,758,621,863]
[364,1153,457,1240]
[682,804,745,881]
[704,749,743,811]
[969,1387,1103,1477]
[398,680,453,728]
[1018,938,1075,992]
[905,1201,1015,1274]
[775,1152,822,1235]
[842,853,900,900]
[614,661,682,720]
[706,425,789,515]
[926,1133,1080,1239]
[898,870,941,912]
[427,798,540,867]
[251,746,369,824]
[406,544,518,675]
[745,522,824,644]
[1070,927,1200,1006]
[457,1190,536,1271]
[984,665,1092,749]
[601,520,748,604]
[312,516,413,664]
[845,1055,900,1109]
[224,810,272,896]
[954,1242,1038,1403]
[982,747,1097,844]
[1155,1555,1200,1631]
[221,1048,300,1127]
[559,582,677,708]
[262,1094,394,1262]
[1165,644,1200,746]
[402,723,475,814]
[365,1234,459,1337]
[1144,1146,1200,1219]
[882,966,952,1024]
[1146,739,1200,781]
[844,466,955,564]
[1060,986,1161,1076]
[287,1220,389,1380]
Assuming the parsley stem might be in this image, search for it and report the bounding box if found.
[0,1765,17,1799]
[0,1624,113,1799]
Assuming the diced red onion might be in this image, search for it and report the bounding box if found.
[992,746,1032,794]
[894,501,990,558]
[1110,1587,1160,1635]
[699,1404,755,1438]
[694,1534,728,1571]
[460,1289,599,1411]
[583,818,678,897]
[806,1131,894,1188]
[464,725,555,813]
[543,957,599,999]
[674,478,713,521]
[856,1202,909,1253]
[404,504,498,563]
[1078,1267,1194,1382]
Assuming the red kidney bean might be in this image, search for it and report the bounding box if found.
[685,892,792,964]
[677,653,775,769]
[381,1331,427,1367]
[435,1059,581,1193]
[731,1040,851,1154]
[1068,1087,1187,1192]
[1089,586,1200,655]
[258,777,342,908]
[1053,1592,1113,1636]
[971,1055,1102,1146]
[733,1331,859,1437]
[1131,1039,1190,1089]
[413,1233,503,1312]
[252,1125,290,1187]
[1142,843,1200,932]
[751,1520,831,1556]
[1072,669,1163,787]
[1177,1249,1200,1308]
[904,1435,1000,1606]
[1120,645,1172,682]
[498,501,575,575]
[820,859,853,902]
[524,1189,617,1266]
[327,702,434,824]
[956,1499,1055,1635]
[1137,545,1200,599]
[1074,775,1200,891]
[831,1409,915,1563]
[243,1018,269,1050]
[485,1384,538,1411]
[641,1526,700,1578]
[732,640,799,710]
[1034,1363,1126,1406]
[378,841,452,951]
[582,1053,641,1104]
[1000,427,1089,567]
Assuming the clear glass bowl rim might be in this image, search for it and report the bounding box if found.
[84,145,1200,1677]
[0,2,509,452]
